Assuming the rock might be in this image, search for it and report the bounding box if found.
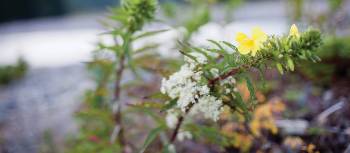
[275,119,309,135]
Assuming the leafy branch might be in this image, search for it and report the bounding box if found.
[163,27,322,144]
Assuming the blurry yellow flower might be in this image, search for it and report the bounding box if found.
[270,98,286,113]
[232,133,253,152]
[284,136,304,149]
[302,144,320,153]
[307,144,316,153]
[289,24,300,37]
[249,99,285,136]
[235,27,267,56]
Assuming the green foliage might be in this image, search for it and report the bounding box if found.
[299,36,350,84]
[161,2,177,18]
[184,6,210,40]
[317,36,350,59]
[0,58,28,85]
[66,0,162,152]
[179,28,322,119]
[288,0,303,22]
[186,123,229,146]
[327,0,344,11]
[140,126,164,153]
[65,90,121,153]
[86,60,115,107]
[110,0,157,33]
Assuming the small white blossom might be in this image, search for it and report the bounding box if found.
[177,131,192,141]
[210,68,219,77]
[168,144,176,153]
[191,95,223,121]
[220,76,236,86]
[184,52,208,65]
[166,109,179,129]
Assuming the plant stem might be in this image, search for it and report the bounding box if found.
[208,68,240,87]
[170,115,184,143]
[114,54,126,145]
[170,110,192,144]
[169,103,193,143]
[113,35,130,147]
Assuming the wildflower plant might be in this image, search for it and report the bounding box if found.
[103,0,161,146]
[159,24,322,147]
[66,0,169,152]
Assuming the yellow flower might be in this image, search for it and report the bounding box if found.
[289,24,300,37]
[235,27,267,56]
[283,136,304,149]
[249,99,286,137]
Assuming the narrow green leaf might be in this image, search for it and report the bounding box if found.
[133,29,169,40]
[222,41,238,52]
[287,57,295,71]
[140,126,164,153]
[161,98,178,112]
[257,66,266,89]
[144,92,170,100]
[134,44,159,54]
[207,39,224,51]
[243,75,256,101]
[179,50,198,62]
[131,101,164,109]
[276,63,284,74]
[233,92,251,120]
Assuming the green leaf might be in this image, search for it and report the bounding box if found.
[257,66,266,89]
[99,30,121,37]
[243,75,256,101]
[186,124,228,146]
[133,29,169,40]
[161,98,178,112]
[144,92,170,100]
[233,92,251,120]
[161,2,177,18]
[207,39,224,51]
[179,50,198,62]
[276,63,284,74]
[138,107,165,125]
[287,57,295,71]
[132,101,164,109]
[222,41,238,52]
[134,44,159,55]
[139,126,164,153]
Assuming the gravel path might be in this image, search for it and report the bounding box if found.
[0,65,92,153]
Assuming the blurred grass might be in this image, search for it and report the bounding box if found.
[0,58,28,85]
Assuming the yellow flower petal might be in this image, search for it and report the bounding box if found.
[237,44,251,55]
[238,39,255,55]
[235,32,249,43]
[290,24,299,37]
[252,27,267,43]
[235,27,268,56]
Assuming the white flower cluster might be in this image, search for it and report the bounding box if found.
[161,52,223,121]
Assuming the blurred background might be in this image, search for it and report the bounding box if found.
[0,0,350,153]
